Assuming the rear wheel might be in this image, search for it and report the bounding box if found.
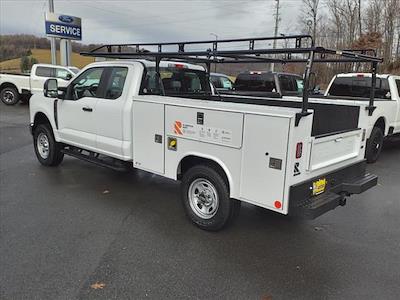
[1,87,20,105]
[366,126,384,163]
[33,124,64,166]
[181,165,240,231]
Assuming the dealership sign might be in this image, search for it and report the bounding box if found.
[45,12,82,40]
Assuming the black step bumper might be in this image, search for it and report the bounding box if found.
[288,161,377,219]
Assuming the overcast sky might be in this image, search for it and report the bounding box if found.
[1,0,307,44]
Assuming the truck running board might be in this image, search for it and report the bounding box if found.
[61,147,130,172]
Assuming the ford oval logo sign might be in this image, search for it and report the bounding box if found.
[58,15,74,23]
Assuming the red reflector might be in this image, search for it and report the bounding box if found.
[357,74,364,78]
[274,201,282,209]
[296,142,303,159]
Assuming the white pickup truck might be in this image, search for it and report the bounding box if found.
[0,63,79,105]
[29,51,378,231]
[324,73,400,162]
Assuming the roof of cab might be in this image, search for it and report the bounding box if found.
[335,73,391,79]
[85,59,205,71]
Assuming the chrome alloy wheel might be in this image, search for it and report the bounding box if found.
[188,178,219,219]
[37,132,50,159]
[3,90,15,104]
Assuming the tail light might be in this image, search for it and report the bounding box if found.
[296,142,303,159]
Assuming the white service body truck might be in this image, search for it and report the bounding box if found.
[324,73,400,162]
[0,64,79,105]
[29,60,377,231]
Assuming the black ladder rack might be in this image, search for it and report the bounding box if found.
[80,34,383,123]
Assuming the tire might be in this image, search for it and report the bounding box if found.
[366,126,384,163]
[33,124,64,166]
[1,87,20,105]
[181,165,240,231]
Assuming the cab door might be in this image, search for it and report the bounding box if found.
[57,67,106,149]
[94,67,129,158]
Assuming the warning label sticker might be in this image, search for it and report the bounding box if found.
[173,121,232,144]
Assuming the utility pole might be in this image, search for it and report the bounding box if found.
[48,0,57,65]
[271,0,280,71]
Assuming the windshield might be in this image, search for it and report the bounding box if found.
[141,66,210,96]
[329,76,391,99]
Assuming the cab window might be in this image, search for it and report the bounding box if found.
[68,67,105,100]
[36,67,53,77]
[279,75,297,92]
[140,66,210,97]
[104,67,128,99]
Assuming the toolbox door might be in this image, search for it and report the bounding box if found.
[133,101,165,174]
[240,114,290,209]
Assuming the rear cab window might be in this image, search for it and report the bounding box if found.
[140,64,210,97]
[234,73,276,92]
[329,76,391,100]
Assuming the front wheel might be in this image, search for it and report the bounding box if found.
[33,124,64,166]
[366,127,384,163]
[181,165,240,231]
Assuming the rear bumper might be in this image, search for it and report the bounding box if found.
[288,161,377,219]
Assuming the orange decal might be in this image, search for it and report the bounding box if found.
[174,121,183,135]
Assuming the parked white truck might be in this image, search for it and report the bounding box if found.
[29,36,378,231]
[0,64,79,105]
[324,73,400,162]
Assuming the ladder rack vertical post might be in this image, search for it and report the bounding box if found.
[367,61,377,116]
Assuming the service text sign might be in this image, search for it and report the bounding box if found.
[45,13,82,40]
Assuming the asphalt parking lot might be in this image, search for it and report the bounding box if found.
[1,102,399,300]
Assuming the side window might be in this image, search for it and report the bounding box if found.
[295,78,304,92]
[104,67,128,99]
[279,75,296,92]
[36,67,53,77]
[221,77,233,89]
[141,69,162,95]
[69,68,105,100]
[211,76,223,88]
[55,68,71,80]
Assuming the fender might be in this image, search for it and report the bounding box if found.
[177,152,236,198]
[30,94,60,141]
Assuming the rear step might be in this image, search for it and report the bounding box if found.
[292,192,346,220]
[61,148,130,172]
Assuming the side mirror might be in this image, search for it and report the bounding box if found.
[65,73,73,80]
[44,78,58,98]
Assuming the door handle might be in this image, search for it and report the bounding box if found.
[82,107,93,112]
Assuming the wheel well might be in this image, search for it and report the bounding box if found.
[178,156,230,190]
[0,82,19,93]
[33,112,51,131]
[374,117,385,134]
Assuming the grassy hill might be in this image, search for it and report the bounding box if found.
[0,49,95,73]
